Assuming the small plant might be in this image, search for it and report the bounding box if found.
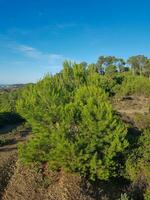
[118,193,129,200]
[134,113,150,130]
[115,74,150,98]
[0,138,14,146]
[126,129,150,200]
[144,188,150,200]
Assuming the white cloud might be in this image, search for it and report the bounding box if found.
[12,44,66,67]
[0,34,72,83]
[0,34,67,66]
[14,44,43,58]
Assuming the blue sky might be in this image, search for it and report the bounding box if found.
[0,0,150,83]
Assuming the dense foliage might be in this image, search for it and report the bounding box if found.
[115,74,150,98]
[0,89,19,112]
[16,63,128,180]
[126,129,150,196]
[0,89,24,127]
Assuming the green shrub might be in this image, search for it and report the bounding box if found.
[144,188,150,200]
[0,138,8,146]
[0,88,25,127]
[126,129,150,189]
[0,89,20,113]
[134,113,150,130]
[0,137,15,146]
[17,64,128,181]
[116,75,150,98]
[118,193,129,200]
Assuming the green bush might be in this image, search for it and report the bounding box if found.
[0,89,19,113]
[116,75,150,98]
[0,88,25,127]
[126,129,150,190]
[0,138,8,146]
[134,113,150,130]
[118,193,129,200]
[17,64,128,181]
[144,188,150,200]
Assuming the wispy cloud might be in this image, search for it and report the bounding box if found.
[11,43,66,67]
[0,35,68,75]
[14,44,44,58]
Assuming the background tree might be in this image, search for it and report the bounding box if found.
[143,59,150,79]
[127,55,148,76]
[97,56,126,73]
[105,65,118,75]
[97,56,117,70]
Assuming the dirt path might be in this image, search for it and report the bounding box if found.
[113,95,150,117]
[0,151,17,199]
[117,108,148,115]
[0,125,30,200]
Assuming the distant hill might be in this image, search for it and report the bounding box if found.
[0,84,25,89]
[0,84,33,94]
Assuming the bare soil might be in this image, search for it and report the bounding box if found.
[0,125,29,200]
[3,165,95,200]
[113,95,150,125]
[115,95,150,113]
